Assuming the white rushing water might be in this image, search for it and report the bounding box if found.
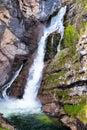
[2,65,23,99]
[0,6,66,117]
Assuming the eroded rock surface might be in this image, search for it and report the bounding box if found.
[18,0,61,21]
[39,0,87,129]
[0,113,14,130]
[0,0,44,90]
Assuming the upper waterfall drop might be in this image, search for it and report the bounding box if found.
[0,6,66,116]
[23,5,66,100]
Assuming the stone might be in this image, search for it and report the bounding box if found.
[38,0,87,129]
[42,103,59,116]
[0,0,43,89]
[0,113,14,130]
[18,0,61,21]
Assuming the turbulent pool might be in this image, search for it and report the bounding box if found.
[7,114,70,130]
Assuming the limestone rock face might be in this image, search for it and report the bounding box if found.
[0,1,29,87]
[18,0,61,21]
[38,0,87,129]
[0,0,44,89]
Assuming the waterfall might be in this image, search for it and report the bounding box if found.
[0,6,66,117]
[2,65,23,99]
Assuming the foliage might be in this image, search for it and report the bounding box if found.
[64,102,85,117]
[80,0,87,2]
[63,25,78,53]
[36,115,54,125]
[0,127,9,130]
[78,105,87,124]
[56,91,68,99]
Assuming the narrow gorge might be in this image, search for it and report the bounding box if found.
[0,0,87,130]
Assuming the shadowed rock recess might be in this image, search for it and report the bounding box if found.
[0,0,87,129]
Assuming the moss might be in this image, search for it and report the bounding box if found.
[50,49,70,72]
[83,4,87,14]
[35,115,53,125]
[50,48,81,73]
[71,62,81,72]
[78,105,87,124]
[79,21,87,37]
[63,96,86,117]
[80,0,87,3]
[45,49,81,88]
[64,103,85,118]
[46,71,66,81]
[76,0,87,35]
[0,127,9,130]
[56,90,87,103]
[56,90,68,100]
[63,94,87,104]
[64,0,87,34]
[72,52,80,63]
[62,25,78,53]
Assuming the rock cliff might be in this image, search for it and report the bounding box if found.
[38,0,87,130]
[1,0,87,129]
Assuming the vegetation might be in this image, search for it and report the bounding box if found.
[63,25,78,53]
[56,91,68,100]
[36,115,53,124]
[64,104,85,117]
[78,105,87,124]
[42,0,87,127]
[64,98,86,118]
[0,127,9,130]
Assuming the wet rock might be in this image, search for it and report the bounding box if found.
[8,53,35,98]
[77,119,87,130]
[42,102,60,116]
[83,14,87,21]
[45,33,60,61]
[0,113,14,130]
[61,115,77,130]
[38,0,87,129]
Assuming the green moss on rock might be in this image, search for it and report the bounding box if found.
[62,25,78,52]
[0,127,9,130]
[78,105,87,124]
[64,103,85,118]
[56,90,68,100]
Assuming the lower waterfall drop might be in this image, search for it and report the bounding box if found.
[0,6,66,117]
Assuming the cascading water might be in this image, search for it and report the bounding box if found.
[0,6,66,117]
[2,65,23,99]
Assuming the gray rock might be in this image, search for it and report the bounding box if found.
[37,0,61,21]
